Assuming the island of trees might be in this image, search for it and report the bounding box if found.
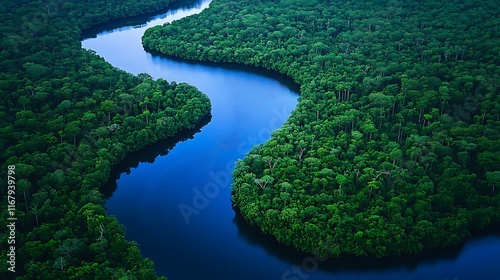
[143,0,500,258]
[0,0,210,278]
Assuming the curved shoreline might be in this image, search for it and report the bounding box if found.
[0,0,214,278]
[102,113,212,199]
[82,0,500,280]
[142,0,500,260]
[144,47,301,92]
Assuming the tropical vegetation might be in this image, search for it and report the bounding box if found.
[144,0,500,258]
[0,0,210,278]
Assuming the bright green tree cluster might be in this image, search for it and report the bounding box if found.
[0,0,211,278]
[144,0,500,258]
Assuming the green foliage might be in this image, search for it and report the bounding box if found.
[0,0,211,278]
[144,0,500,258]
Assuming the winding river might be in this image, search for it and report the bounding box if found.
[82,0,500,279]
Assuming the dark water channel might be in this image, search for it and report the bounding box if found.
[82,0,500,279]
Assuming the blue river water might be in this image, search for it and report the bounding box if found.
[82,0,500,279]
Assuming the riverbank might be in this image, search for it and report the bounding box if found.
[85,0,500,279]
[0,0,211,278]
[143,0,500,264]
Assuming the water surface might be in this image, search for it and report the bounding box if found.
[82,1,500,279]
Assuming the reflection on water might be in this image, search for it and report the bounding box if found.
[147,49,301,93]
[82,0,206,39]
[233,209,500,275]
[84,0,500,279]
[102,114,212,200]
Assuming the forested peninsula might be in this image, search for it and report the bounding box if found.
[0,0,210,278]
[143,0,500,258]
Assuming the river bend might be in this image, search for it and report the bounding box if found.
[82,0,500,279]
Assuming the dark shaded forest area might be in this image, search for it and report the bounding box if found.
[144,0,500,258]
[0,0,210,278]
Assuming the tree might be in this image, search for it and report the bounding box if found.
[100,100,117,123]
[17,179,32,212]
[255,175,274,189]
[360,118,376,142]
[64,120,81,145]
[486,171,500,195]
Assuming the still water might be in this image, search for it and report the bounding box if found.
[82,0,500,279]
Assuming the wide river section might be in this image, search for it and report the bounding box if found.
[82,0,500,279]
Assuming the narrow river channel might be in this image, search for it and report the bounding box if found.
[82,0,500,279]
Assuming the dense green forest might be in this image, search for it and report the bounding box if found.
[0,0,210,278]
[144,0,500,258]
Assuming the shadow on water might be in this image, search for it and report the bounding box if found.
[82,0,206,39]
[101,114,211,200]
[147,48,302,94]
[83,0,500,278]
[232,207,500,274]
